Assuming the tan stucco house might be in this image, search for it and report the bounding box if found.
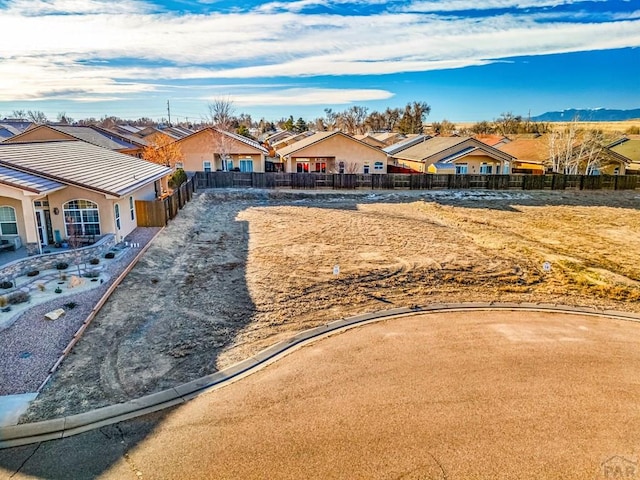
[391,137,514,174]
[276,131,388,174]
[0,140,171,254]
[176,127,269,173]
[605,136,640,174]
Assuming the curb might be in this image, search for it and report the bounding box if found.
[2,302,639,449]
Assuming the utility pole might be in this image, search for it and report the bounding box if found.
[167,100,172,127]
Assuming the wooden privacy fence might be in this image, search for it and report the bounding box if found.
[195,172,639,192]
[135,177,197,227]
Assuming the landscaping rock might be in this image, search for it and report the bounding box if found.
[44,308,65,321]
[68,276,84,288]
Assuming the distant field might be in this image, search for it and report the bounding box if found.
[455,120,640,135]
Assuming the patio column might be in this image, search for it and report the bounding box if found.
[21,197,41,255]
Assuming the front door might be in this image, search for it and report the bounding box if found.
[35,209,48,246]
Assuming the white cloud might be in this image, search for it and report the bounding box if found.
[402,0,607,12]
[219,88,395,105]
[4,0,152,15]
[0,1,639,104]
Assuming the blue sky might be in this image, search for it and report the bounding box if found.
[0,0,639,124]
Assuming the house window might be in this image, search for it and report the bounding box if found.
[374,162,384,171]
[129,196,135,221]
[0,206,18,235]
[314,162,326,173]
[175,162,184,170]
[239,159,254,172]
[63,199,100,236]
[115,204,121,230]
[296,162,310,173]
[614,167,620,176]
[226,159,234,171]
[455,163,468,175]
[479,163,493,174]
[339,161,345,174]
[203,161,212,172]
[363,163,370,174]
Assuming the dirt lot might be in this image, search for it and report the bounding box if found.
[22,188,640,421]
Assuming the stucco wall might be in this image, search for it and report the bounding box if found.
[457,154,506,174]
[2,128,72,143]
[286,135,387,174]
[179,130,265,172]
[0,194,29,243]
[47,186,115,241]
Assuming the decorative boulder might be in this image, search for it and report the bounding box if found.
[68,276,84,288]
[44,308,65,321]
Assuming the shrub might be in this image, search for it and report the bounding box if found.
[54,287,62,294]
[0,281,12,289]
[0,296,7,308]
[89,258,100,265]
[168,168,187,189]
[8,291,30,305]
[83,271,100,278]
[64,302,77,309]
[37,283,45,292]
[104,251,116,259]
[26,270,39,277]
[56,262,69,270]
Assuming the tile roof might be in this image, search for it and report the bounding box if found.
[177,127,268,154]
[383,135,430,155]
[0,165,65,194]
[393,136,513,164]
[217,128,269,153]
[0,141,171,197]
[90,126,149,147]
[607,137,640,162]
[497,135,551,162]
[265,130,297,144]
[276,131,339,157]
[474,134,509,147]
[393,137,469,162]
[49,126,139,150]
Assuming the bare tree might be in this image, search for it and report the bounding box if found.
[493,112,522,136]
[431,119,456,136]
[206,98,238,171]
[11,109,26,119]
[65,218,85,277]
[57,112,74,124]
[207,97,236,131]
[548,121,605,174]
[26,110,48,124]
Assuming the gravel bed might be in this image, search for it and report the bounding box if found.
[0,227,161,396]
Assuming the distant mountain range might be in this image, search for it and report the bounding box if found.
[531,108,640,122]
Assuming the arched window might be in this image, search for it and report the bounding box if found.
[63,200,100,236]
[0,206,18,235]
